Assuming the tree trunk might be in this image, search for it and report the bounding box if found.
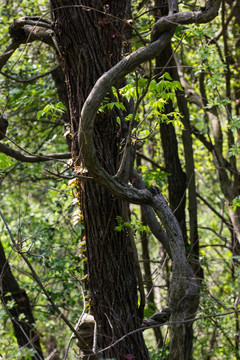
[140,217,163,347]
[50,1,149,358]
[154,1,200,358]
[0,241,43,359]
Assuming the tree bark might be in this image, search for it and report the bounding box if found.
[156,46,196,360]
[50,1,149,358]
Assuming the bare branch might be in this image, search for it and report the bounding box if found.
[0,143,71,163]
[191,126,214,152]
[152,0,221,40]
[95,308,240,357]
[136,151,166,170]
[0,40,22,71]
[142,307,171,328]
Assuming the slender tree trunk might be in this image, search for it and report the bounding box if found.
[154,1,200,357]
[50,1,149,358]
[159,120,188,244]
[140,218,163,347]
[0,241,43,359]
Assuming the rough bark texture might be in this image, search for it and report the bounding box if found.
[0,241,43,359]
[50,1,149,358]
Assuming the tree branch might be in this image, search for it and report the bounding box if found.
[0,16,55,72]
[131,170,171,257]
[0,40,22,71]
[196,192,231,229]
[0,143,71,163]
[136,151,165,170]
[209,0,240,41]
[152,0,221,40]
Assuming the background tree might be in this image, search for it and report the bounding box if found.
[0,234,43,359]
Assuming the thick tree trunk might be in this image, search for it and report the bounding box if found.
[0,241,43,359]
[51,1,149,358]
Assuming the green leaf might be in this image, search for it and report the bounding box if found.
[232,196,240,212]
[0,153,14,169]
